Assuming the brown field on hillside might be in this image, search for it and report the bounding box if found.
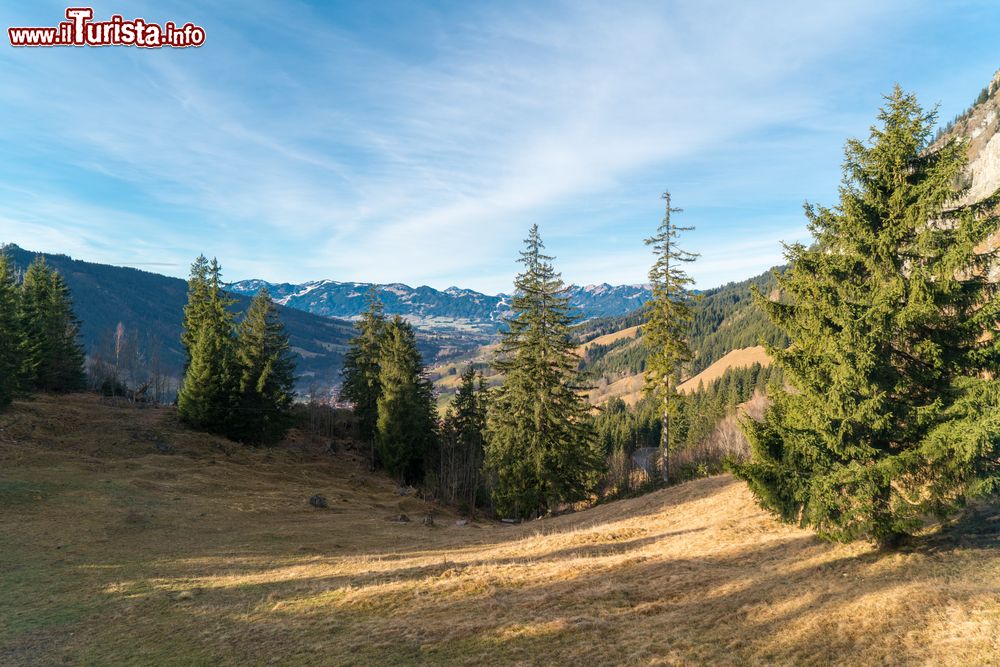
[587,373,646,406]
[677,346,771,394]
[587,345,772,406]
[575,325,642,356]
[2,394,998,666]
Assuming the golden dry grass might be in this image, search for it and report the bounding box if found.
[574,325,643,356]
[587,373,647,406]
[586,345,771,405]
[677,346,771,394]
[2,394,999,666]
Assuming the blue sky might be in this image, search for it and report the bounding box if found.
[0,1,998,294]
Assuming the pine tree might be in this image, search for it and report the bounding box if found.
[733,88,1000,545]
[180,255,210,372]
[341,289,387,466]
[234,288,296,444]
[0,251,20,406]
[375,316,438,484]
[45,271,86,392]
[177,258,237,433]
[17,257,85,392]
[440,364,488,511]
[485,225,603,518]
[17,258,53,389]
[643,191,698,483]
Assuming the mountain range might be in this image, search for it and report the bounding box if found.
[226,279,651,332]
[2,245,357,391]
[0,245,653,393]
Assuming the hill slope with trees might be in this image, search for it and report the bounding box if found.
[1,245,357,392]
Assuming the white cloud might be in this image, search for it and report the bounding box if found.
[0,0,912,291]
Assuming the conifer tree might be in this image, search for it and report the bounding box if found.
[45,271,87,392]
[733,88,1000,545]
[178,258,237,432]
[440,364,488,511]
[643,191,697,483]
[375,316,437,484]
[485,225,602,518]
[0,251,20,406]
[17,257,85,392]
[180,255,210,372]
[234,288,296,444]
[341,289,387,465]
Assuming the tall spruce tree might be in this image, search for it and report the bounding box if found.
[485,225,602,518]
[375,316,438,484]
[180,255,210,372]
[733,88,1000,545]
[234,288,296,444]
[643,191,697,483]
[341,289,387,466]
[17,257,85,392]
[177,258,238,433]
[0,251,20,406]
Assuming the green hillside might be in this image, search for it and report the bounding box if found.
[575,267,788,384]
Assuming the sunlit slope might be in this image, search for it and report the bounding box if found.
[587,345,771,405]
[677,345,771,394]
[2,395,997,666]
[574,325,642,355]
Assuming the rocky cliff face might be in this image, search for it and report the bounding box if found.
[932,68,1000,278]
[935,68,1000,206]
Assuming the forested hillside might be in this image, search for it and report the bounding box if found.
[2,245,357,391]
[575,266,788,385]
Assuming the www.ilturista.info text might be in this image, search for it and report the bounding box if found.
[8,8,205,48]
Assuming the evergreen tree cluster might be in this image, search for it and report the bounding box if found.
[438,364,489,512]
[734,88,1000,545]
[578,333,647,380]
[177,256,296,444]
[593,362,782,490]
[687,270,788,374]
[0,251,85,407]
[341,292,441,485]
[376,316,439,484]
[575,267,788,386]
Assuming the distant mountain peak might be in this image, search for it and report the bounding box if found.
[227,278,652,332]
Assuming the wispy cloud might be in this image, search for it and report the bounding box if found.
[0,0,993,293]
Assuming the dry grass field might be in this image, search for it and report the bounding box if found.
[2,395,999,666]
[586,344,771,406]
[676,346,771,394]
[574,325,643,356]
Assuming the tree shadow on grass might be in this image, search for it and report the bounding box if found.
[79,476,1000,665]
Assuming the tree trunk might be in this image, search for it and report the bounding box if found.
[661,191,671,485]
[660,404,669,484]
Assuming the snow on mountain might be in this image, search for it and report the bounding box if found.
[226,279,651,331]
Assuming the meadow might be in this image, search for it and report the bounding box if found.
[1,395,998,666]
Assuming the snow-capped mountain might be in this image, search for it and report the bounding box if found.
[226,279,651,331]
